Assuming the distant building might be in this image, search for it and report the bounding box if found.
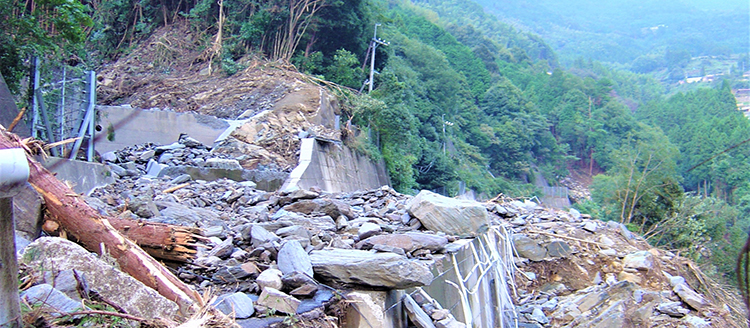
[733,89,750,113]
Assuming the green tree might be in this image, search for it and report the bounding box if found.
[0,0,91,92]
[591,127,682,229]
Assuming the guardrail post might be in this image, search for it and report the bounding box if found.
[0,148,30,328]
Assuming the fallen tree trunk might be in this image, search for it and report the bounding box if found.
[41,215,201,263]
[0,130,201,313]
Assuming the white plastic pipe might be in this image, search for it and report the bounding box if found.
[0,148,29,197]
[0,148,29,328]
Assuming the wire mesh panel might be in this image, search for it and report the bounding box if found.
[31,63,95,159]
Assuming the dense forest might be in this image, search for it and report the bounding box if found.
[2,0,750,285]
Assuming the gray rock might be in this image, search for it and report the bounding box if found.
[235,317,284,328]
[673,282,707,310]
[403,294,436,328]
[139,150,156,162]
[282,271,317,290]
[336,215,349,230]
[179,135,205,148]
[622,251,655,271]
[276,225,310,240]
[157,201,220,223]
[530,307,549,325]
[155,142,185,153]
[213,265,253,283]
[22,237,179,319]
[128,195,159,219]
[146,158,168,177]
[277,240,313,277]
[372,244,407,256]
[204,225,224,238]
[513,235,547,261]
[250,225,281,247]
[569,208,582,220]
[205,158,243,170]
[683,315,710,328]
[169,174,192,184]
[310,248,433,288]
[657,301,689,317]
[357,232,448,253]
[214,292,255,319]
[256,269,283,291]
[288,189,319,200]
[21,284,85,315]
[546,240,572,258]
[159,153,175,164]
[15,231,31,255]
[42,269,81,301]
[283,199,355,220]
[257,287,300,315]
[296,288,333,314]
[358,222,382,240]
[407,190,489,236]
[208,236,234,259]
[101,151,118,162]
[582,221,597,233]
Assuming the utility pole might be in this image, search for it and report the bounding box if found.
[369,23,389,93]
[442,114,453,154]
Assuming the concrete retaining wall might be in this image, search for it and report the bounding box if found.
[41,157,115,196]
[282,138,391,193]
[95,106,229,153]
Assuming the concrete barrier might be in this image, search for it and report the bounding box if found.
[95,106,229,153]
[282,138,390,193]
[40,157,115,196]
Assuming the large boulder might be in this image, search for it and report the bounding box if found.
[357,232,448,253]
[310,248,433,289]
[407,190,488,236]
[21,237,179,320]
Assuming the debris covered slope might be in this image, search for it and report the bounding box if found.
[83,136,743,327]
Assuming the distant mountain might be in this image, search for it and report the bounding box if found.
[473,0,749,69]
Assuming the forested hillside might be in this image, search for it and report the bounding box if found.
[473,0,749,80]
[3,0,750,285]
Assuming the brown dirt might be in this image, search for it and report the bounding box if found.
[96,23,316,120]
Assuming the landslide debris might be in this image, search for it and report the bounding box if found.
[97,23,309,120]
[69,137,741,327]
[17,135,746,326]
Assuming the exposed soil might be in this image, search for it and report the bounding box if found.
[96,23,315,120]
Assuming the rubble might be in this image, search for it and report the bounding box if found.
[8,131,744,327]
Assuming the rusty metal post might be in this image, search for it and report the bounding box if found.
[0,148,30,328]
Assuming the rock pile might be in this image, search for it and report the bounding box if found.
[80,146,492,326]
[494,198,740,327]
[15,135,743,327]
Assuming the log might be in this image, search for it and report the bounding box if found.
[0,130,201,313]
[41,216,201,263]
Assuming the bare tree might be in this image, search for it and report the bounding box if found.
[271,0,325,62]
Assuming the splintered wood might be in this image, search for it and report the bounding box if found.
[0,129,202,313]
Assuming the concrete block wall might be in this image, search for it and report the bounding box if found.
[283,138,391,193]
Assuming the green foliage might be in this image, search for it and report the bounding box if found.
[590,127,682,226]
[325,49,364,88]
[0,0,92,92]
